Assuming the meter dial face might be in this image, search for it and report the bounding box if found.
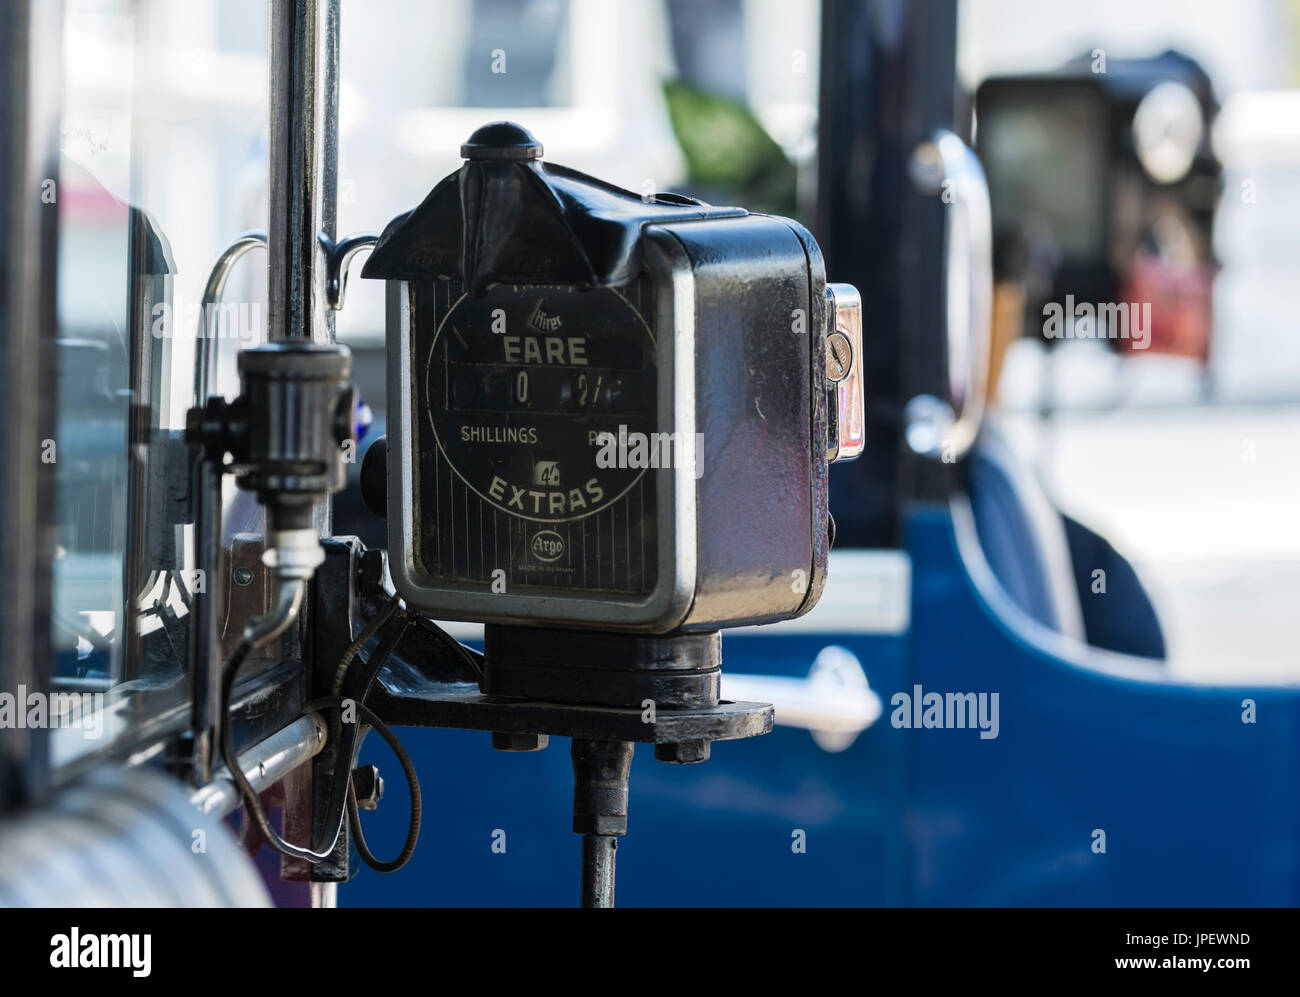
[411,280,659,596]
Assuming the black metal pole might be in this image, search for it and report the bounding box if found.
[571,739,634,909]
[187,456,225,785]
[817,0,959,545]
[0,0,61,810]
[580,835,618,908]
[268,0,336,346]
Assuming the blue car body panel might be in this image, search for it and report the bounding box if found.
[343,508,1300,906]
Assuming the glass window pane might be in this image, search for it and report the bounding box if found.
[50,0,269,762]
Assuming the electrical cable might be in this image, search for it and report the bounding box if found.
[305,695,422,873]
[218,585,420,871]
[219,581,344,863]
[332,592,403,695]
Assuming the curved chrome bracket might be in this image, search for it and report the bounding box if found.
[194,230,379,403]
[905,130,992,462]
[194,231,267,405]
[322,232,379,311]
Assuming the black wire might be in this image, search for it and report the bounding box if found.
[306,696,422,873]
[220,637,344,863]
[332,592,403,695]
[219,607,421,871]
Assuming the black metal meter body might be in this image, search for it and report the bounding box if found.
[363,122,862,635]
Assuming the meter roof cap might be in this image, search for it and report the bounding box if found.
[361,121,746,294]
[460,120,544,161]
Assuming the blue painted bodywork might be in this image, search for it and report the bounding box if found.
[343,507,1299,906]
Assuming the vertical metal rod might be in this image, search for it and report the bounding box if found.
[571,739,633,909]
[321,0,339,266]
[266,1,339,533]
[188,457,225,786]
[262,0,341,861]
[580,835,618,908]
[268,0,338,346]
[0,0,61,809]
[186,235,263,785]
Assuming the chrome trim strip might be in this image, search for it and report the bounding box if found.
[190,713,327,819]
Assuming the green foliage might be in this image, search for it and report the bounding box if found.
[661,79,798,217]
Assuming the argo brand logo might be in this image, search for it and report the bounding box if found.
[530,530,565,562]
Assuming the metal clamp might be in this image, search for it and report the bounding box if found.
[905,129,992,462]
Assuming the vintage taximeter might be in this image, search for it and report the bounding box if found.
[362,122,864,651]
[355,126,864,903]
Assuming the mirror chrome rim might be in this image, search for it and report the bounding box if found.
[905,130,992,462]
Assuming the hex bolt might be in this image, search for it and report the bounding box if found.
[492,731,549,752]
[232,565,255,587]
[654,739,711,764]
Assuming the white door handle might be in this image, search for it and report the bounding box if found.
[721,645,881,752]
